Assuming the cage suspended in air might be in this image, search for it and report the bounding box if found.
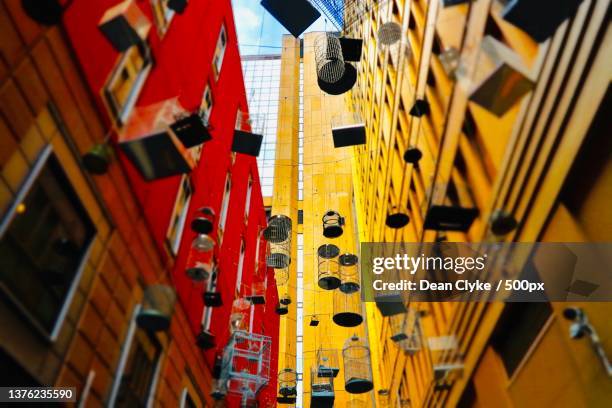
[278,368,298,399]
[136,285,177,332]
[316,348,340,378]
[311,365,335,407]
[322,210,345,238]
[264,215,292,269]
[315,33,345,84]
[343,335,374,394]
[318,244,341,290]
[333,288,363,327]
[389,309,422,354]
[229,298,252,333]
[339,253,359,294]
[274,266,290,286]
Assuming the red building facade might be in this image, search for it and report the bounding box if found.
[0,0,278,407]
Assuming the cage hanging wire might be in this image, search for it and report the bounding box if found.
[315,33,345,83]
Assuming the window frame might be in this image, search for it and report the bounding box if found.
[165,175,193,256]
[244,175,253,221]
[218,172,231,243]
[108,304,164,407]
[103,41,153,125]
[0,145,95,341]
[212,24,227,80]
[150,0,175,37]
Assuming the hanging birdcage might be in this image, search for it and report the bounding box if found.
[339,253,360,294]
[331,112,366,148]
[403,146,423,164]
[275,266,290,286]
[389,309,422,354]
[377,21,402,46]
[229,298,251,333]
[191,207,215,234]
[83,143,112,174]
[246,281,267,305]
[428,335,464,385]
[192,233,215,252]
[317,348,340,378]
[315,33,345,84]
[264,215,292,269]
[322,210,345,238]
[278,368,298,398]
[333,289,363,327]
[218,331,272,401]
[343,335,374,394]
[196,328,216,350]
[386,205,410,229]
[136,285,176,332]
[276,302,288,315]
[185,260,212,282]
[311,366,335,407]
[318,244,341,290]
[310,315,320,327]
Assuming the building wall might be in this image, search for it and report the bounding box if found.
[0,0,279,407]
[346,0,611,407]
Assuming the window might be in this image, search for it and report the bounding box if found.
[244,177,253,220]
[180,388,198,408]
[200,83,213,123]
[166,176,193,256]
[110,305,163,407]
[218,173,231,242]
[104,42,152,125]
[150,0,174,37]
[0,148,95,338]
[212,24,227,80]
[235,240,246,293]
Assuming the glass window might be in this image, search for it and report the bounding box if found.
[218,173,231,241]
[150,0,174,37]
[235,240,246,293]
[166,176,193,256]
[112,308,162,407]
[200,83,213,123]
[245,176,253,219]
[104,42,152,125]
[0,150,95,337]
[212,24,227,80]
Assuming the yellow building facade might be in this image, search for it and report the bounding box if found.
[344,0,612,407]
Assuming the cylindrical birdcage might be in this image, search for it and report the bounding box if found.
[318,244,341,290]
[317,348,340,378]
[339,253,360,294]
[229,298,251,333]
[343,336,374,394]
[315,33,345,83]
[185,260,212,282]
[322,210,345,238]
[264,215,292,269]
[136,285,177,332]
[191,207,215,234]
[275,266,290,286]
[278,368,297,397]
[333,289,363,327]
[192,233,215,252]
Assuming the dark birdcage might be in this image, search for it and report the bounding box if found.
[322,210,345,238]
[191,207,215,234]
[264,215,292,269]
[339,253,360,294]
[311,366,335,407]
[389,309,422,354]
[318,244,341,290]
[136,285,176,332]
[315,33,345,84]
[333,289,363,327]
[317,348,340,378]
[343,336,374,394]
[185,261,212,282]
[278,368,298,398]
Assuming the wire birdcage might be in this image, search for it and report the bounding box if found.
[318,244,341,290]
[339,253,360,294]
[322,210,345,238]
[378,21,402,46]
[264,215,292,269]
[317,348,340,378]
[343,335,374,394]
[275,266,290,286]
[311,365,335,406]
[333,289,363,327]
[278,368,298,398]
[389,309,422,354]
[315,33,345,84]
[136,285,177,332]
[218,331,272,401]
